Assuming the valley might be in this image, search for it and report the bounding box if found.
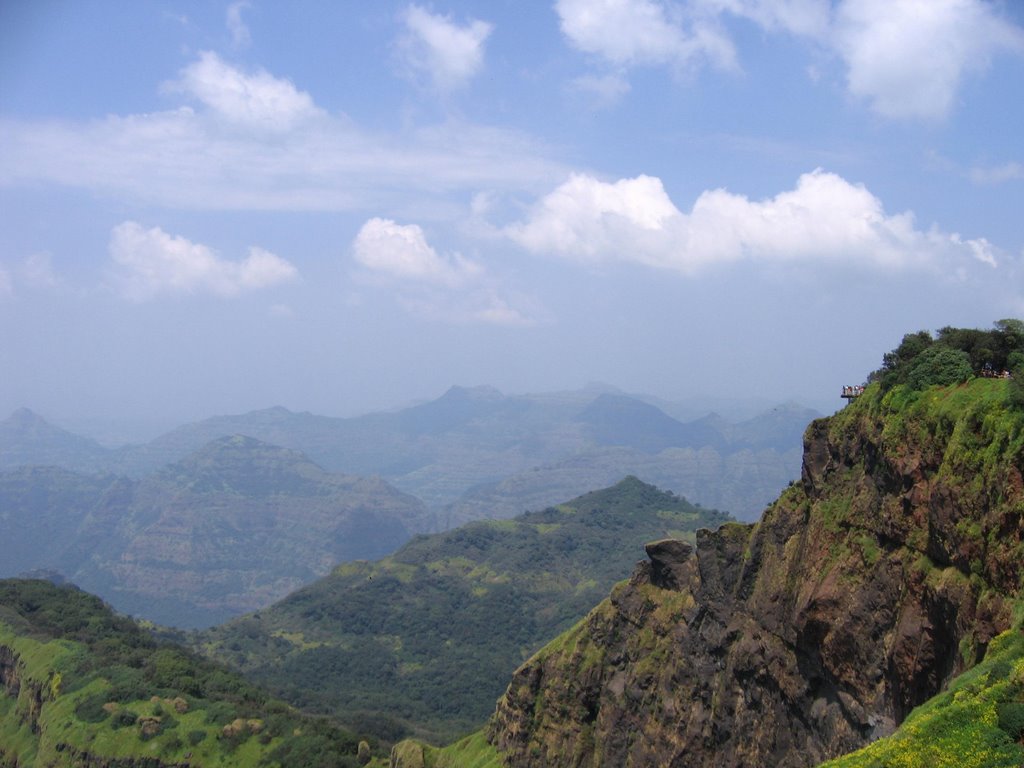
[2,324,1024,766]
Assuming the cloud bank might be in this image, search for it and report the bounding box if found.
[0,52,563,211]
[508,169,997,272]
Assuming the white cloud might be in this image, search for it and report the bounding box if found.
[709,0,830,37]
[109,221,298,300]
[0,52,563,211]
[351,217,532,325]
[398,5,493,92]
[555,0,737,71]
[556,0,1024,120]
[352,217,482,287]
[167,51,322,130]
[226,1,252,48]
[834,0,1024,120]
[508,169,998,273]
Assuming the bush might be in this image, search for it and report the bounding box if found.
[111,709,138,729]
[998,702,1024,740]
[1009,365,1024,410]
[187,729,207,746]
[905,346,973,390]
[74,692,111,723]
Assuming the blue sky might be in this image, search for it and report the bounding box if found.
[2,0,1023,435]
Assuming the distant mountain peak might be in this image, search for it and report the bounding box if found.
[443,384,504,401]
[5,407,47,426]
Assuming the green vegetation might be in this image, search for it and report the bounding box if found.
[820,624,1024,768]
[870,319,1024,392]
[199,477,730,745]
[0,578,375,767]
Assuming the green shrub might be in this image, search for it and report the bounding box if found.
[111,709,138,729]
[187,729,207,746]
[905,346,973,390]
[998,702,1024,740]
[74,691,111,723]
[204,700,237,725]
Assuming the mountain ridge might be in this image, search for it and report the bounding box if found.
[0,388,818,521]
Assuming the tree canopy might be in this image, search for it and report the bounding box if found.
[869,319,1024,392]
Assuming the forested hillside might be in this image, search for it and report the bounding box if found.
[199,478,730,744]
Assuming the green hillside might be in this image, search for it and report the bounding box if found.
[0,579,375,767]
[199,477,731,744]
[394,322,1024,768]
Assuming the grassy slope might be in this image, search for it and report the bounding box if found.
[199,477,730,744]
[0,579,369,768]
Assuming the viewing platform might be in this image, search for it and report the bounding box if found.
[841,385,865,400]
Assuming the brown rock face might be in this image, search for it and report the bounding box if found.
[488,385,1023,767]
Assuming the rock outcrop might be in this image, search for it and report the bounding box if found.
[487,380,1024,767]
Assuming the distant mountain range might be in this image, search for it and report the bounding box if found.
[0,386,820,523]
[0,435,428,628]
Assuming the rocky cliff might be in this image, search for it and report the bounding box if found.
[484,379,1024,766]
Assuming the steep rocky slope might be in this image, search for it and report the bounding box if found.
[479,378,1024,766]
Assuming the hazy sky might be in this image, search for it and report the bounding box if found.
[2,0,1023,433]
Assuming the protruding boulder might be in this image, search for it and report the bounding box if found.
[644,538,694,590]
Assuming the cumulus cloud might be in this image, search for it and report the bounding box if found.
[166,51,322,130]
[351,217,531,325]
[352,218,482,287]
[556,0,1024,120]
[507,169,998,273]
[398,5,493,92]
[109,221,298,300]
[555,0,737,71]
[834,0,1024,120]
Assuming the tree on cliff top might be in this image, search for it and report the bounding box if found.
[870,319,1024,392]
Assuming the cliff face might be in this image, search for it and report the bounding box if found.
[487,381,1024,767]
